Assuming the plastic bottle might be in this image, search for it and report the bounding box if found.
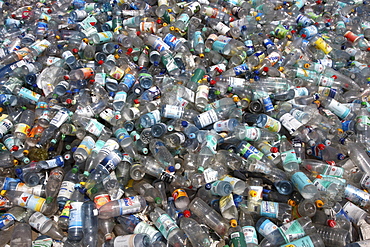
[149,207,187,247]
[98,195,147,219]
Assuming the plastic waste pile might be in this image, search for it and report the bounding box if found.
[0,0,370,246]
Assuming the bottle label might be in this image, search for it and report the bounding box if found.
[134,221,160,242]
[85,119,104,136]
[257,219,279,237]
[220,194,235,214]
[141,110,161,128]
[163,33,182,50]
[193,31,204,49]
[60,200,71,218]
[77,136,95,155]
[260,201,278,218]
[101,151,122,172]
[239,142,264,161]
[322,165,344,177]
[230,231,247,247]
[58,181,75,200]
[172,189,188,201]
[50,109,69,128]
[242,226,258,244]
[195,109,218,128]
[279,113,303,134]
[212,40,228,54]
[318,75,334,87]
[0,213,15,230]
[313,179,334,191]
[344,184,370,207]
[213,119,234,132]
[156,213,179,238]
[279,219,305,243]
[162,105,184,119]
[342,201,367,225]
[280,235,315,247]
[100,139,120,156]
[196,85,209,103]
[281,149,298,165]
[19,87,41,103]
[313,37,332,54]
[29,212,50,231]
[290,109,308,123]
[94,194,111,209]
[118,196,145,215]
[265,52,281,66]
[110,66,125,80]
[153,38,171,52]
[0,119,14,138]
[69,201,83,229]
[100,108,114,123]
[326,99,350,119]
[233,63,249,76]
[291,172,313,192]
[203,168,219,183]
[258,115,281,132]
[17,193,45,212]
[241,126,261,141]
[360,173,370,190]
[95,31,113,44]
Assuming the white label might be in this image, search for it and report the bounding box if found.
[196,109,219,128]
[134,221,160,241]
[279,113,303,134]
[29,212,50,232]
[50,110,69,128]
[203,168,219,183]
[58,181,75,199]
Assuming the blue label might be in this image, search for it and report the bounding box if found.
[212,40,228,53]
[263,39,275,48]
[341,120,353,132]
[0,213,15,230]
[115,127,130,142]
[121,74,136,90]
[291,172,312,192]
[163,33,182,50]
[262,96,274,112]
[233,63,249,76]
[100,151,122,172]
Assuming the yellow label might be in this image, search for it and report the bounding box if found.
[94,194,111,209]
[314,38,332,54]
[172,189,188,201]
[15,123,31,135]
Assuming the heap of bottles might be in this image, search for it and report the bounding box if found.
[0,0,370,246]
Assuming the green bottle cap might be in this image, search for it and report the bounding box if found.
[46,197,54,203]
[204,48,211,53]
[155,197,162,204]
[83,171,90,177]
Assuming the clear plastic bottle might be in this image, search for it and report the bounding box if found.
[149,207,187,247]
[179,216,212,247]
[188,197,230,237]
[98,195,147,219]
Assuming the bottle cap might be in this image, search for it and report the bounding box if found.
[315,199,324,208]
[0,190,6,196]
[183,210,191,217]
[287,199,296,207]
[105,233,113,241]
[155,197,162,204]
[83,171,90,177]
[198,167,204,173]
[270,147,279,153]
[230,219,238,227]
[168,166,175,172]
[317,144,325,150]
[327,219,336,228]
[249,190,257,197]
[205,183,212,190]
[46,197,54,203]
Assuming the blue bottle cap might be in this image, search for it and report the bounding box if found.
[205,183,212,190]
[168,166,175,172]
[109,91,115,97]
[181,121,188,127]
